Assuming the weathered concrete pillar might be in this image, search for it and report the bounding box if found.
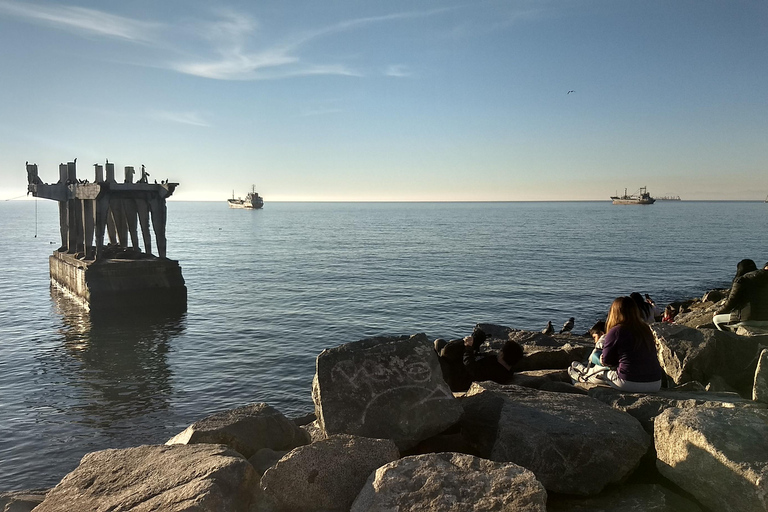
[82,199,95,259]
[57,202,68,251]
[124,166,135,184]
[149,197,167,258]
[66,161,76,183]
[123,198,140,249]
[95,195,110,259]
[110,197,128,247]
[106,162,116,183]
[58,163,67,184]
[94,164,104,183]
[136,198,152,255]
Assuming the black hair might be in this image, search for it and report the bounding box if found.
[500,340,524,368]
[735,259,757,280]
[589,320,606,337]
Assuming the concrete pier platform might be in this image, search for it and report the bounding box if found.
[50,252,187,312]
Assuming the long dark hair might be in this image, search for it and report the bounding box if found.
[629,292,652,320]
[735,259,757,280]
[606,296,655,351]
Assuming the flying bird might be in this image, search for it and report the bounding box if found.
[560,317,575,334]
[567,90,575,94]
[541,321,554,335]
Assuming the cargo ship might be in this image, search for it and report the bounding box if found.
[228,186,264,209]
[611,187,655,205]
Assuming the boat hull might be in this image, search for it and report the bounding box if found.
[611,198,656,205]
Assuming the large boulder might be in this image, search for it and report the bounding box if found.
[459,382,650,495]
[350,452,547,512]
[484,330,593,371]
[547,483,703,512]
[653,324,768,396]
[652,324,717,386]
[655,407,768,512]
[587,385,765,434]
[33,444,259,512]
[673,299,720,328]
[260,434,399,512]
[312,334,462,450]
[0,489,48,512]
[166,403,309,459]
[754,349,768,402]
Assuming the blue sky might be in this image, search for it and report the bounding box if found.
[1,0,766,201]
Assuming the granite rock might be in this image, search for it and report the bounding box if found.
[547,483,703,512]
[754,349,768,402]
[34,444,259,512]
[0,489,48,512]
[587,385,764,434]
[166,403,309,459]
[260,434,399,512]
[350,452,547,512]
[312,334,462,450]
[655,407,768,512]
[459,382,649,495]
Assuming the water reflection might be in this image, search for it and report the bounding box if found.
[50,286,185,430]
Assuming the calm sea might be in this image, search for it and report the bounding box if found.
[0,200,766,490]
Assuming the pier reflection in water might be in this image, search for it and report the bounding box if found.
[21,288,188,486]
[51,287,185,430]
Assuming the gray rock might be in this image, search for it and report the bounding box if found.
[705,374,737,393]
[510,369,570,388]
[312,334,462,450]
[34,444,259,512]
[166,403,309,459]
[653,324,768,397]
[754,349,768,402]
[248,448,288,476]
[301,419,327,443]
[350,452,547,512]
[588,385,764,434]
[655,407,768,512]
[260,434,399,512]
[672,300,720,328]
[459,382,649,495]
[652,324,717,386]
[547,483,703,512]
[0,489,48,512]
[702,289,728,303]
[502,331,593,371]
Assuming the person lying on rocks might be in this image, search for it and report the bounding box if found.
[571,296,662,392]
[434,327,523,391]
[713,263,768,331]
[461,332,524,387]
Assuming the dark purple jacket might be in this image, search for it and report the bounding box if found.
[601,325,662,383]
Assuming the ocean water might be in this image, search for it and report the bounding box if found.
[0,200,766,490]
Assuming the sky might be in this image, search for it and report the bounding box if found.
[0,0,766,201]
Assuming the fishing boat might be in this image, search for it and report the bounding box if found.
[228,186,264,209]
[611,186,655,205]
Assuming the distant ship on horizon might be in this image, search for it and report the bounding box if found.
[611,186,655,205]
[228,186,264,209]
[656,195,682,201]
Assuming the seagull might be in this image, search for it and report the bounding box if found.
[541,321,554,335]
[560,317,575,334]
[567,90,575,94]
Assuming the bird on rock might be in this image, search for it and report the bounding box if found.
[542,321,554,335]
[560,317,575,334]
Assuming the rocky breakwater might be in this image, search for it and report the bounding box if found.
[4,322,768,511]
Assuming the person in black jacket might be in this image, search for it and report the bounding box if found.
[713,267,768,330]
[461,333,524,386]
[435,327,524,391]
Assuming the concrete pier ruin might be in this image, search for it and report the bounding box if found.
[27,160,187,312]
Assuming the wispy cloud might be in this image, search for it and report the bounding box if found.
[149,110,210,127]
[0,2,449,81]
[0,0,160,42]
[171,8,451,81]
[385,65,411,77]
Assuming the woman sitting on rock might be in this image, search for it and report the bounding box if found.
[599,296,663,392]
